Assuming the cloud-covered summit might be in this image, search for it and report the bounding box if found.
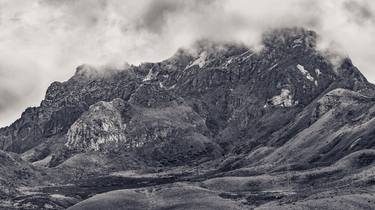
[0,0,375,127]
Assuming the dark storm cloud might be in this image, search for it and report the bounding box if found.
[1,0,375,127]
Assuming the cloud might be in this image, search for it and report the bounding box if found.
[343,0,375,24]
[0,0,375,127]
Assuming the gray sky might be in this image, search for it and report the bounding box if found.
[0,0,375,127]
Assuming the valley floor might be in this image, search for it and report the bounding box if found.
[2,159,375,210]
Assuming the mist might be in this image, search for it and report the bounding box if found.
[1,0,375,127]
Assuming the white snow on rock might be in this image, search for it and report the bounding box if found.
[269,63,279,70]
[50,194,71,199]
[143,68,157,82]
[292,38,303,48]
[297,64,315,82]
[315,68,322,77]
[186,51,207,69]
[225,57,235,67]
[237,50,255,60]
[294,38,303,43]
[159,82,176,90]
[268,88,297,107]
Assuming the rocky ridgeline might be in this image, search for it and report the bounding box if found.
[1,27,375,210]
[0,28,374,168]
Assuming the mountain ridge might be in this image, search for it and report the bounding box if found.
[1,27,375,209]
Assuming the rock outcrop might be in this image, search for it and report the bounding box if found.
[1,27,375,209]
[66,99,128,152]
[1,28,374,166]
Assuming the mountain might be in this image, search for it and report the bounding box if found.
[1,27,375,209]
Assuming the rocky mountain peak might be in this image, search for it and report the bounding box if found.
[1,27,375,209]
[262,27,317,50]
[0,27,373,160]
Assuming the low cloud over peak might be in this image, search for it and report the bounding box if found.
[1,0,375,127]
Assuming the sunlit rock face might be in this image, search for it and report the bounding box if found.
[0,27,373,165]
[64,86,222,163]
[2,27,375,210]
[66,99,128,152]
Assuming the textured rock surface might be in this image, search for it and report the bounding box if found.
[1,28,372,158]
[1,28,375,209]
[66,99,128,152]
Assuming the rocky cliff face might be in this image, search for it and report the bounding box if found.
[1,27,375,209]
[0,28,373,165]
[65,99,128,152]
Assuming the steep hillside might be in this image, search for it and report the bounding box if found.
[0,27,375,209]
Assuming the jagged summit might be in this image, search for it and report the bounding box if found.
[262,27,317,49]
[1,27,375,209]
[0,28,372,154]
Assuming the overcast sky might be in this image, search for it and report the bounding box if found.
[0,0,375,127]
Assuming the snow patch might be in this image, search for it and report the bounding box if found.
[225,57,234,67]
[186,51,207,69]
[269,63,278,70]
[159,82,175,90]
[293,38,303,44]
[143,68,157,82]
[239,50,250,57]
[227,58,233,64]
[237,50,254,60]
[50,194,71,199]
[268,88,297,107]
[292,38,303,48]
[297,64,315,82]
